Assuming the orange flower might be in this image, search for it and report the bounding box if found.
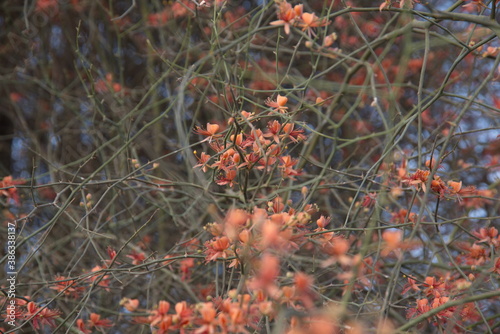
[195,302,218,334]
[293,272,315,308]
[281,123,306,142]
[194,123,221,142]
[403,169,430,192]
[457,243,489,267]
[230,133,244,146]
[416,298,431,313]
[120,298,140,312]
[279,155,301,179]
[425,158,443,170]
[23,302,61,330]
[473,227,499,247]
[248,253,280,294]
[432,296,456,320]
[320,235,351,267]
[173,301,192,328]
[447,180,463,194]
[316,215,330,230]
[157,317,173,334]
[430,176,447,197]
[222,208,250,241]
[240,110,255,120]
[265,94,288,113]
[145,301,173,334]
[381,230,403,257]
[105,246,118,266]
[401,277,421,295]
[216,169,237,187]
[193,152,211,172]
[88,265,111,290]
[297,12,330,35]
[391,208,417,224]
[225,208,249,227]
[263,120,282,143]
[87,313,113,329]
[76,319,91,334]
[447,180,477,202]
[269,2,303,35]
[422,276,444,297]
[490,257,500,275]
[151,301,170,321]
[0,176,25,205]
[50,275,85,297]
[204,236,233,262]
[179,258,195,280]
[126,250,146,265]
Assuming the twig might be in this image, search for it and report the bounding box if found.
[112,0,136,21]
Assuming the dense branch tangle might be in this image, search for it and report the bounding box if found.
[0,0,499,333]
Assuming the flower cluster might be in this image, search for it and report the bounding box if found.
[128,199,351,333]
[456,226,500,269]
[77,313,114,334]
[49,251,119,301]
[193,94,306,188]
[270,0,330,36]
[0,299,61,330]
[404,275,480,327]
[203,202,317,267]
[403,224,500,328]
[402,160,480,201]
